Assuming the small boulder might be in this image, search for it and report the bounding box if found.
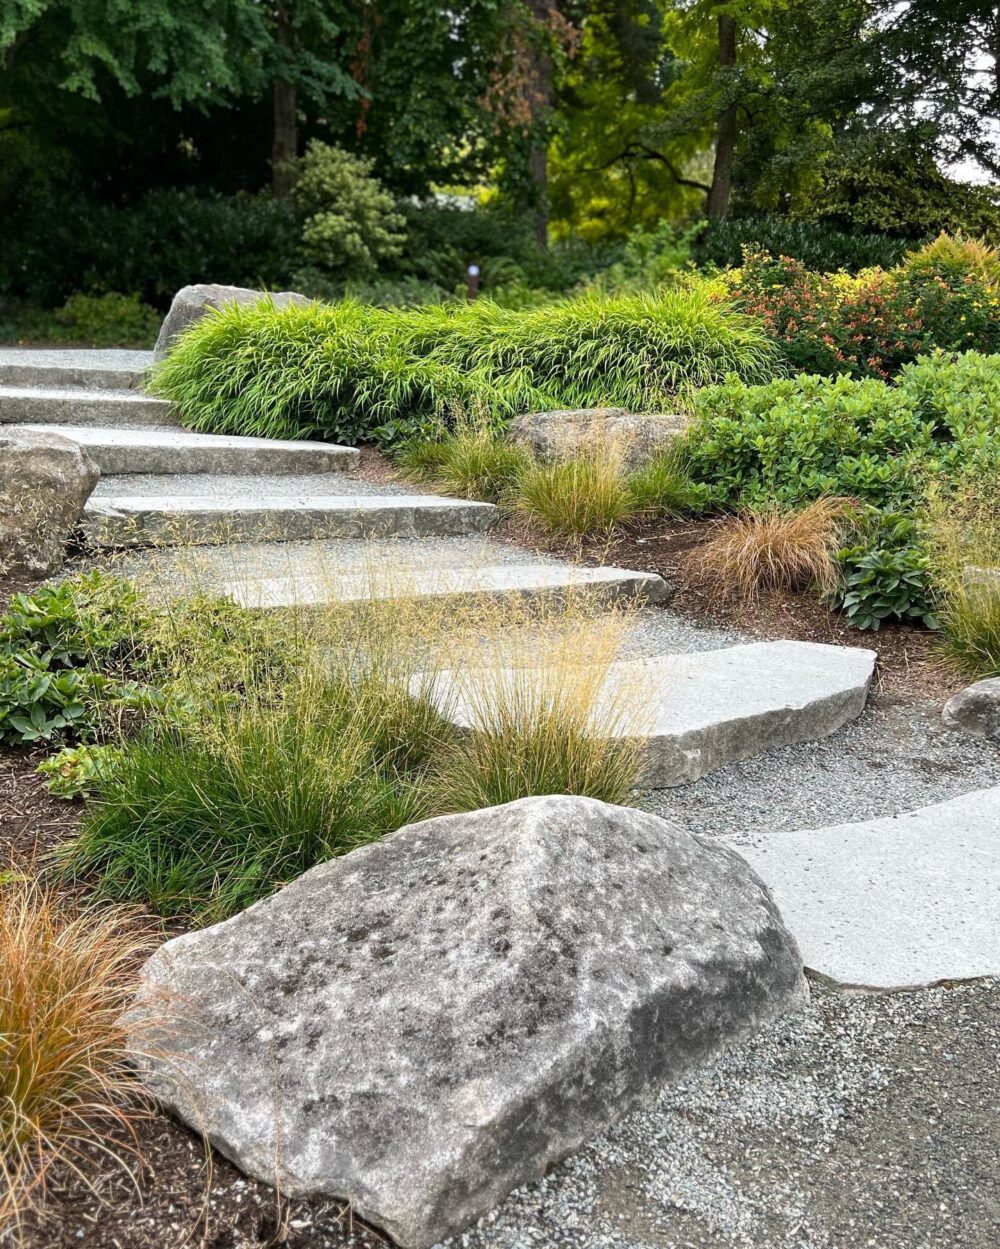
[153,283,312,360]
[507,408,689,471]
[943,677,1000,741]
[129,795,806,1248]
[0,430,99,576]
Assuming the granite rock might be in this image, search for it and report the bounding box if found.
[153,284,311,359]
[0,428,99,575]
[129,795,806,1248]
[943,677,1000,741]
[507,408,689,471]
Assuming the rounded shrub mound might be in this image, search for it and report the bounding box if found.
[151,288,778,447]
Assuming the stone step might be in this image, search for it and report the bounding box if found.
[224,562,668,614]
[731,786,1000,990]
[84,492,498,547]
[16,424,358,475]
[421,640,876,789]
[0,386,177,427]
[0,347,152,391]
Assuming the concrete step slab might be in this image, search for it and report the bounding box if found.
[422,639,876,789]
[224,562,669,613]
[0,347,152,391]
[0,386,176,427]
[84,492,498,546]
[731,787,1000,990]
[16,424,358,475]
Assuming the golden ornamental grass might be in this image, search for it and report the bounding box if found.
[695,497,856,602]
[0,879,156,1234]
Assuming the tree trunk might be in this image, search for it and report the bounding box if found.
[527,0,554,248]
[529,142,549,248]
[707,13,738,220]
[272,5,297,198]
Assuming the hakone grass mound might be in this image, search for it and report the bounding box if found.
[150,288,778,446]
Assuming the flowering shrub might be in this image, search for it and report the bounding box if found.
[722,235,1000,380]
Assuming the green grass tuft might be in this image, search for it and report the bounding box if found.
[151,289,778,446]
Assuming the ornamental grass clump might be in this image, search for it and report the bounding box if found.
[59,612,449,923]
[925,479,1000,677]
[696,497,856,602]
[151,287,777,447]
[429,604,648,811]
[0,880,154,1234]
[515,446,638,538]
[59,569,653,921]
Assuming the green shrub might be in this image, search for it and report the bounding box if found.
[1,189,299,307]
[693,217,910,273]
[293,142,406,281]
[1,293,160,348]
[835,514,938,631]
[581,221,703,295]
[152,287,778,446]
[687,352,1000,629]
[724,241,1000,380]
[0,575,146,747]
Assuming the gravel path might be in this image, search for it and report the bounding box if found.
[644,698,1000,841]
[439,980,999,1249]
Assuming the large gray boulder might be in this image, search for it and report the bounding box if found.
[507,408,689,471]
[153,284,312,360]
[129,795,806,1248]
[943,677,1000,741]
[0,429,99,576]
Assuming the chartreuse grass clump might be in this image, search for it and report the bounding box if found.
[150,288,778,446]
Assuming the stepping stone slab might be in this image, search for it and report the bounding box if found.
[0,386,175,427]
[83,493,498,546]
[423,640,876,788]
[224,562,669,612]
[128,795,807,1249]
[731,786,1000,990]
[0,347,151,391]
[17,424,358,475]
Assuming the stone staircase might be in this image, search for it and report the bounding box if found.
[1,345,879,786]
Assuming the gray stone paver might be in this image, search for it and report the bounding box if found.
[731,785,1000,988]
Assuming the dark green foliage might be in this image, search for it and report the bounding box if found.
[694,218,910,273]
[1,294,160,348]
[151,288,778,446]
[1,190,299,308]
[0,575,142,747]
[836,516,938,631]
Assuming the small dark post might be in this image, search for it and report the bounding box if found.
[466,264,481,300]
